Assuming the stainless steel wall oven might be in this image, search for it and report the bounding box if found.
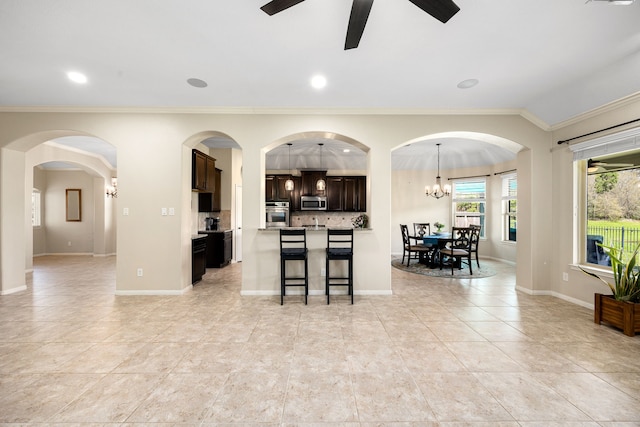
[265,201,290,228]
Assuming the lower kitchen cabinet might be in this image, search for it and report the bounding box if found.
[191,235,207,284]
[199,230,233,268]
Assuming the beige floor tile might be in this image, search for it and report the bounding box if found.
[352,371,437,422]
[53,373,165,422]
[533,372,640,422]
[282,371,358,422]
[127,372,228,423]
[474,372,592,421]
[203,372,288,423]
[3,256,639,425]
[413,372,514,422]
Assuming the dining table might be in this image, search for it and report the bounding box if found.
[421,233,454,268]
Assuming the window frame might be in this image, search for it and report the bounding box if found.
[451,178,486,238]
[31,188,41,228]
[502,173,517,243]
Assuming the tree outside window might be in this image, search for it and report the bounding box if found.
[452,179,485,238]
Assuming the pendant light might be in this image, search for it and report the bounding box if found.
[316,143,326,191]
[285,143,294,191]
[425,143,451,199]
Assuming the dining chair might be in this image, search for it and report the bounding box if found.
[413,223,431,239]
[400,224,432,267]
[439,226,474,275]
[469,224,482,268]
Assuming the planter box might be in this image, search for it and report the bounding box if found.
[594,293,640,337]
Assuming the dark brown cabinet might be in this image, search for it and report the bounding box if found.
[290,176,302,211]
[198,168,222,212]
[265,174,296,202]
[301,171,327,196]
[199,230,232,268]
[344,176,366,212]
[192,236,207,284]
[326,177,344,211]
[192,149,216,192]
[325,176,366,212]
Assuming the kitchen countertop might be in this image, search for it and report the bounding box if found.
[191,234,208,240]
[259,227,371,232]
[198,229,233,234]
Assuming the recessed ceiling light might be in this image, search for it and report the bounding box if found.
[67,71,87,84]
[343,148,350,153]
[187,78,208,88]
[310,74,327,89]
[457,78,479,89]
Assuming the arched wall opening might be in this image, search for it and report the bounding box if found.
[181,130,244,282]
[2,130,117,294]
[390,131,527,276]
[260,130,371,229]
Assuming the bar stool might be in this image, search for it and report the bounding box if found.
[279,228,308,305]
[325,228,354,304]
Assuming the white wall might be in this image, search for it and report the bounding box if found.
[32,167,47,257]
[0,110,554,298]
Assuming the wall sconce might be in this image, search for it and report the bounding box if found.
[106,177,118,198]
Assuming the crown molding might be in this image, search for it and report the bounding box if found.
[550,91,640,131]
[0,105,528,117]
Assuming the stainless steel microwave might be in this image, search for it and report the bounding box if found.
[300,196,327,211]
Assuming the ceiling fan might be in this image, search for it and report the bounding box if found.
[260,0,460,50]
[587,158,634,173]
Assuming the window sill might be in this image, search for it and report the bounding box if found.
[570,263,613,280]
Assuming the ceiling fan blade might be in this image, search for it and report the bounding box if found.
[260,0,306,16]
[345,0,374,50]
[407,0,460,23]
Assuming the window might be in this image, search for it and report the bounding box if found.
[569,126,640,266]
[31,189,41,227]
[502,174,517,242]
[452,179,485,238]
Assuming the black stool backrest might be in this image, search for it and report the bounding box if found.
[280,228,307,254]
[327,228,354,253]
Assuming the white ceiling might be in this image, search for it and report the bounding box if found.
[4,0,639,170]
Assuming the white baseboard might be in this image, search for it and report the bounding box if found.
[1,285,27,295]
[115,285,193,296]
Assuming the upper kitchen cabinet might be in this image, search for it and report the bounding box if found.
[192,149,216,192]
[198,168,222,212]
[326,176,366,212]
[344,176,366,212]
[301,171,327,197]
[326,177,344,211]
[265,174,295,202]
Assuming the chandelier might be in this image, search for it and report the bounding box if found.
[425,143,451,199]
[106,177,118,198]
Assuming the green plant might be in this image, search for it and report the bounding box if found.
[434,221,445,231]
[580,242,640,303]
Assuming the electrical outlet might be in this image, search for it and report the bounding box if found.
[137,268,143,277]
[123,207,129,216]
[161,207,168,216]
[320,268,326,276]
[169,207,175,216]
[562,272,569,281]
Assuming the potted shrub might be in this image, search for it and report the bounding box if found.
[579,242,640,336]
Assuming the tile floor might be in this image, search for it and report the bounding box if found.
[1,255,639,426]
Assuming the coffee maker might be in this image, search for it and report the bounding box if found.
[205,217,220,231]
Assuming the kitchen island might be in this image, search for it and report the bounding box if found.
[250,227,376,299]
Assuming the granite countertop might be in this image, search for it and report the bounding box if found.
[198,229,233,233]
[191,234,208,240]
[259,227,371,232]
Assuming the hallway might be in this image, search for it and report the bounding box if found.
[0,256,639,425]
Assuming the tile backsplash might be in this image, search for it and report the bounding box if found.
[291,212,366,228]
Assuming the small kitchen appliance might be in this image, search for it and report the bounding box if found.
[205,217,220,231]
